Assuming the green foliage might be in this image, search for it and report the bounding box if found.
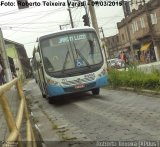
[108,68,160,91]
[107,69,120,88]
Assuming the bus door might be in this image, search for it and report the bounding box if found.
[35,49,47,97]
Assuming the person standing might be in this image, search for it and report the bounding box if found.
[0,63,3,85]
[119,51,127,69]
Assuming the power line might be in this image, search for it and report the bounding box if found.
[7,26,59,33]
[1,9,65,25]
[76,8,83,27]
[101,10,124,26]
[23,41,36,45]
[4,25,59,30]
[103,26,118,29]
[0,0,59,17]
[0,7,65,26]
[98,16,123,19]
[5,7,65,37]
[0,5,37,17]
[1,20,86,26]
[71,9,80,27]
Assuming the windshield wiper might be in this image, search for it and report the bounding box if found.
[61,50,74,76]
[43,57,55,72]
[62,50,69,72]
[72,41,91,68]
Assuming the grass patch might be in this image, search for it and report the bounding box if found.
[53,124,58,129]
[108,67,160,91]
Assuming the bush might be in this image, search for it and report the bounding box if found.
[108,68,160,91]
[108,69,121,88]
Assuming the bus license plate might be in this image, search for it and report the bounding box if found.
[75,84,85,89]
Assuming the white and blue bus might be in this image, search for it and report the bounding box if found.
[32,27,108,103]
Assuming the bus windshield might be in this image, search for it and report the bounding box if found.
[40,31,103,73]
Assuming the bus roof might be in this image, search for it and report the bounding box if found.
[37,27,96,41]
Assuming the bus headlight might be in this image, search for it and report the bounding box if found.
[101,68,106,75]
[47,79,59,85]
[98,68,106,77]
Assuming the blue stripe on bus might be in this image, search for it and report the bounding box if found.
[47,75,108,97]
[96,75,108,87]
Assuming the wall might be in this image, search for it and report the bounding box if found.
[104,34,120,58]
[6,44,25,81]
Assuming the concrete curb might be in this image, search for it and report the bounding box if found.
[118,87,160,96]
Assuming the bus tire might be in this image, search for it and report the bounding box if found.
[92,88,100,95]
[42,93,46,98]
[42,85,47,98]
[48,97,54,104]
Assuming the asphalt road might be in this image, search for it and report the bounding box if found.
[24,79,160,146]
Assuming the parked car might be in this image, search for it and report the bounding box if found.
[116,59,125,68]
[107,59,117,68]
[107,58,125,68]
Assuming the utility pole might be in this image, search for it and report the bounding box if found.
[122,0,135,61]
[84,2,90,26]
[88,0,100,38]
[99,27,108,60]
[67,0,74,28]
[0,28,12,82]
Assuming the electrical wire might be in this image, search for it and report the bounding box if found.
[100,9,124,27]
[76,8,83,27]
[71,9,79,27]
[1,9,65,25]
[5,6,65,37]
[0,0,60,17]
[0,7,65,26]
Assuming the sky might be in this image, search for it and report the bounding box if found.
[0,0,124,58]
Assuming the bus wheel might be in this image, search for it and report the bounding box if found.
[92,88,100,95]
[42,93,46,98]
[42,86,47,98]
[48,97,54,104]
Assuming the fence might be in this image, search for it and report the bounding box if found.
[0,78,37,147]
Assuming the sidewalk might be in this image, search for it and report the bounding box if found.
[23,79,92,147]
[0,88,20,141]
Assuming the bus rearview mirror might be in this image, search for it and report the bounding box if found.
[35,52,41,63]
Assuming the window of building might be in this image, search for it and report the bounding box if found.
[117,36,119,42]
[150,12,157,25]
[122,34,125,40]
[134,21,138,31]
[108,40,110,45]
[131,23,135,33]
[131,20,138,33]
[140,17,145,28]
[112,38,114,43]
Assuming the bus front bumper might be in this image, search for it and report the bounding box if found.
[47,75,108,97]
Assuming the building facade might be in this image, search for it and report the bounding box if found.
[130,0,151,11]
[115,0,160,63]
[4,39,31,81]
[104,34,120,59]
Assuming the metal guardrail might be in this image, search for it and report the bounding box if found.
[0,78,37,147]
